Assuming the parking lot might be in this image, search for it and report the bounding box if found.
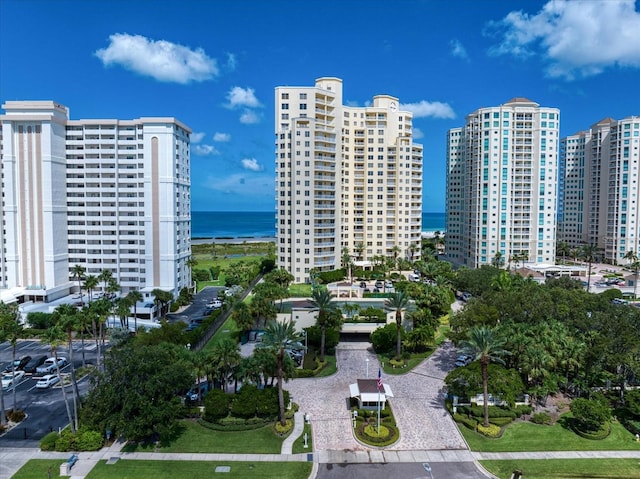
[0,340,95,447]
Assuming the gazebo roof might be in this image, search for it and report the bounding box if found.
[349,379,394,402]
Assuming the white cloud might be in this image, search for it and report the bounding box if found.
[241,158,263,172]
[239,109,261,124]
[400,100,455,119]
[213,132,231,142]
[412,127,424,140]
[225,86,262,109]
[191,132,205,143]
[204,173,273,196]
[487,0,640,80]
[450,39,469,61]
[95,33,218,83]
[193,144,220,156]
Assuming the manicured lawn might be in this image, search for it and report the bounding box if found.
[86,460,312,479]
[314,355,337,377]
[123,420,284,454]
[379,351,431,375]
[292,422,313,454]
[481,459,640,479]
[12,459,64,479]
[461,417,640,452]
[288,283,313,297]
[201,317,240,352]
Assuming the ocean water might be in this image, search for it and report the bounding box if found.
[192,211,445,239]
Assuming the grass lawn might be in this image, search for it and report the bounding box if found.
[292,422,313,454]
[86,460,312,479]
[379,351,431,375]
[481,459,640,479]
[201,317,240,352]
[288,283,313,297]
[123,420,284,454]
[314,355,337,377]
[461,417,640,452]
[12,459,64,479]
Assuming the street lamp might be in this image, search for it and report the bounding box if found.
[422,463,433,479]
[366,358,370,378]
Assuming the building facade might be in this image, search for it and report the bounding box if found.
[0,101,191,304]
[446,98,560,268]
[558,116,640,264]
[275,78,423,283]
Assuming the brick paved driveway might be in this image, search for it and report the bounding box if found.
[286,341,467,451]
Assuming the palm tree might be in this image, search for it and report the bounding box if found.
[210,339,242,392]
[556,241,570,264]
[460,326,510,427]
[76,307,92,367]
[53,303,81,431]
[309,288,338,362]
[98,269,113,296]
[126,290,143,332]
[623,251,639,299]
[391,245,402,270]
[186,256,198,289]
[341,247,353,283]
[43,325,75,432]
[0,302,22,419]
[232,301,255,336]
[114,297,132,329]
[257,319,302,426]
[71,264,86,301]
[83,274,99,302]
[151,289,173,320]
[579,243,600,291]
[491,252,505,269]
[385,292,413,359]
[354,242,365,262]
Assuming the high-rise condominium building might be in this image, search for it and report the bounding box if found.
[446,98,560,268]
[0,101,191,304]
[558,116,640,264]
[275,77,423,283]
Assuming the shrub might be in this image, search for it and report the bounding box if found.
[490,416,514,427]
[54,429,75,452]
[7,409,26,422]
[40,431,59,451]
[316,268,346,284]
[306,325,339,350]
[203,389,230,421]
[257,388,279,418]
[75,428,104,451]
[217,416,247,426]
[370,323,401,354]
[231,385,258,418]
[453,413,478,430]
[532,412,553,425]
[274,419,293,435]
[477,423,501,438]
[571,397,611,433]
[389,358,405,368]
[27,312,54,329]
[514,405,533,417]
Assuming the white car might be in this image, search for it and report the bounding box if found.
[1,370,25,390]
[35,374,60,389]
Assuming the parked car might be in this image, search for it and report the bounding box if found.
[3,356,32,373]
[385,281,393,289]
[375,281,383,289]
[35,374,60,389]
[36,357,68,375]
[359,281,367,289]
[23,355,48,374]
[461,292,472,302]
[1,370,25,390]
[208,298,223,309]
[455,355,473,367]
[185,381,209,402]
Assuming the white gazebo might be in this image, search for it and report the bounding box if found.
[349,379,394,410]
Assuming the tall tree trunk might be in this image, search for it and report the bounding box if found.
[482,358,489,428]
[320,323,326,363]
[277,351,285,426]
[54,352,75,433]
[0,382,6,425]
[67,332,81,430]
[396,313,402,359]
[12,342,18,413]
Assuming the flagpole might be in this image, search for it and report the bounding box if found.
[377,367,382,435]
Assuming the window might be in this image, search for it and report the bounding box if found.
[300,103,307,110]
[282,103,289,109]
[299,93,307,99]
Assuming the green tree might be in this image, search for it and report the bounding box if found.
[385,291,413,359]
[256,319,302,426]
[53,303,81,431]
[0,302,22,423]
[43,325,75,432]
[82,342,192,443]
[151,289,173,320]
[126,290,143,332]
[309,288,339,362]
[231,301,254,335]
[570,396,611,432]
[71,264,86,302]
[98,269,113,296]
[460,326,510,427]
[83,274,99,302]
[579,243,600,291]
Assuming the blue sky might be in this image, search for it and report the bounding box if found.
[2,0,639,212]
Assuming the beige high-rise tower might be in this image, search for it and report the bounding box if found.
[274,78,423,283]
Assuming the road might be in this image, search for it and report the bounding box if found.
[317,461,486,479]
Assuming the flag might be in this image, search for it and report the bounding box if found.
[377,368,383,390]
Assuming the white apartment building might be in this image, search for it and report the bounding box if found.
[0,101,191,304]
[275,77,423,283]
[559,116,640,264]
[446,98,560,268]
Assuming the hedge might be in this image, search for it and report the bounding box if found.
[453,413,478,430]
[572,421,611,440]
[457,405,517,419]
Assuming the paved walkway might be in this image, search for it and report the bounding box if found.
[281,411,304,454]
[286,341,465,452]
